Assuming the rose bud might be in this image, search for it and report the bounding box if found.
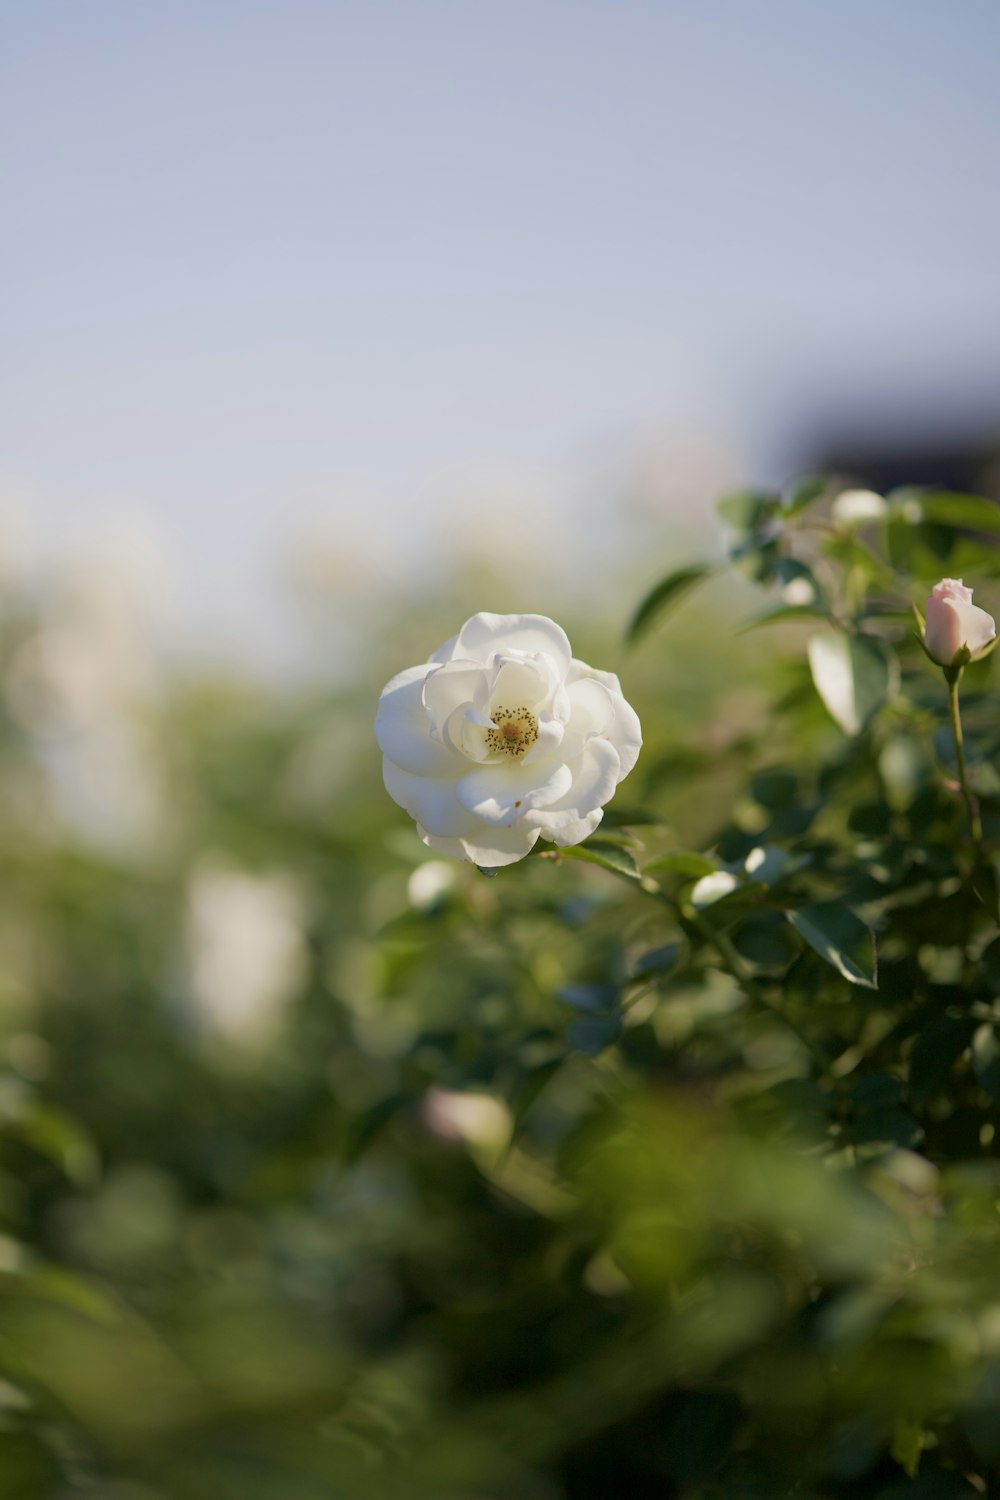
[923,578,996,667]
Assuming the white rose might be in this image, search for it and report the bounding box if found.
[924,578,996,666]
[375,612,642,867]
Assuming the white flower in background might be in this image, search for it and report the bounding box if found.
[187,861,307,1047]
[421,1089,511,1150]
[375,613,641,867]
[407,860,458,909]
[923,578,996,666]
[831,488,887,526]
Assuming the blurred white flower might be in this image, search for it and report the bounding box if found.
[375,612,641,867]
[421,1089,511,1150]
[831,488,886,525]
[407,860,457,909]
[187,861,307,1047]
[924,578,996,666]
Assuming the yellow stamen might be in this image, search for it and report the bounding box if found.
[485,705,539,759]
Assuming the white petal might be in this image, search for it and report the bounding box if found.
[520,716,565,765]
[924,597,964,665]
[487,655,554,711]
[930,578,973,606]
[523,740,622,834]
[456,760,574,826]
[607,694,642,780]
[428,633,459,664]
[444,703,495,761]
[565,677,616,736]
[421,660,488,735]
[568,660,623,695]
[418,823,541,867]
[565,664,641,780]
[545,809,604,847]
[455,613,572,671]
[375,664,457,776]
[383,761,475,837]
[958,601,996,654]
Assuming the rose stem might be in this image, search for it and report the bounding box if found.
[946,669,983,849]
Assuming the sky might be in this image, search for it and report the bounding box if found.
[3,1,1000,668]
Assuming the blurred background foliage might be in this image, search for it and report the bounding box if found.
[1,480,1000,1497]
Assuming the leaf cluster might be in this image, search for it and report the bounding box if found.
[0,481,998,1495]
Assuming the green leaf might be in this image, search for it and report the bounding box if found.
[743,844,810,887]
[891,1414,925,1478]
[12,1106,99,1188]
[732,913,799,970]
[781,473,829,515]
[625,564,713,647]
[739,604,829,633]
[807,632,896,735]
[554,840,641,880]
[344,1093,416,1162]
[750,767,799,808]
[916,491,1000,536]
[567,1014,622,1055]
[557,983,619,1014]
[851,1107,922,1151]
[972,1024,1000,1097]
[851,1072,904,1109]
[509,1059,563,1129]
[717,489,776,530]
[786,901,877,988]
[644,850,718,879]
[630,942,682,979]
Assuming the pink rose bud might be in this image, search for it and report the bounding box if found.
[924,578,996,666]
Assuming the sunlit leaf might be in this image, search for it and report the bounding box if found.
[553,840,641,880]
[625,564,713,646]
[742,845,810,887]
[690,870,740,908]
[807,631,896,735]
[786,901,877,988]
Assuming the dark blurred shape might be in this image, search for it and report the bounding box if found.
[796,412,1000,500]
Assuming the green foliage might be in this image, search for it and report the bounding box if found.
[1,478,999,1496]
[625,563,715,646]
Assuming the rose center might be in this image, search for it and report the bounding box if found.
[485,705,539,759]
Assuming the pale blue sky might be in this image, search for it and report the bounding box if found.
[3,2,999,663]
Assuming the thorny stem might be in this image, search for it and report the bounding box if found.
[947,670,983,851]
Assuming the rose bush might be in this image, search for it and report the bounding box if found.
[923,576,996,665]
[375,611,641,866]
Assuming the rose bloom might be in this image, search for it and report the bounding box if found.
[924,578,996,666]
[375,612,641,867]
